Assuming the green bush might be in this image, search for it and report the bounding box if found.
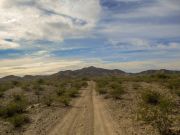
[139,106,172,135]
[108,82,122,89]
[68,88,79,98]
[37,79,44,84]
[142,90,161,105]
[133,83,140,90]
[156,74,170,79]
[0,106,6,117]
[60,96,71,106]
[56,88,65,96]
[167,79,180,96]
[142,90,174,111]
[12,80,21,87]
[22,84,31,91]
[43,96,53,106]
[5,101,27,117]
[9,114,30,128]
[139,90,174,135]
[0,84,12,92]
[98,88,108,95]
[81,81,88,88]
[0,91,4,98]
[110,86,125,99]
[13,94,25,102]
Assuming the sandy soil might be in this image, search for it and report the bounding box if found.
[48,81,118,135]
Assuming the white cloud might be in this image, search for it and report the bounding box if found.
[99,23,180,40]
[0,56,82,77]
[0,39,20,49]
[108,38,180,51]
[0,0,101,41]
[0,56,180,77]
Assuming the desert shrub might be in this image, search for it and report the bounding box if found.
[133,83,141,90]
[142,90,161,105]
[33,85,44,102]
[98,88,108,95]
[67,88,79,98]
[167,79,180,89]
[139,106,172,135]
[0,95,27,118]
[33,85,44,91]
[5,101,27,117]
[96,79,109,88]
[37,79,44,84]
[22,84,31,91]
[156,74,170,79]
[174,89,180,97]
[139,90,174,135]
[0,91,4,98]
[72,82,82,89]
[13,94,25,102]
[108,82,122,89]
[0,106,6,117]
[12,80,20,86]
[0,83,12,92]
[9,114,30,128]
[56,88,65,96]
[81,77,88,81]
[60,96,71,106]
[142,90,173,111]
[81,81,88,88]
[110,85,125,99]
[167,79,180,96]
[43,95,53,106]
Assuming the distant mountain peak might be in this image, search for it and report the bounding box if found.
[53,66,126,78]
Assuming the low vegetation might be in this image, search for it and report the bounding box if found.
[96,76,125,99]
[139,89,174,135]
[8,114,30,128]
[0,77,88,129]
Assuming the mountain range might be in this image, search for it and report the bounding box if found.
[0,66,180,81]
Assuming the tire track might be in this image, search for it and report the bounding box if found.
[48,81,118,135]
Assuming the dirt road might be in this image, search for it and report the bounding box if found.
[48,81,117,135]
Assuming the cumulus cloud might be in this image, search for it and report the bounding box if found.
[0,39,20,49]
[0,0,101,41]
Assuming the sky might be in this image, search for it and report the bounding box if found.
[0,0,180,77]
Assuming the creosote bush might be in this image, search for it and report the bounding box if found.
[96,77,125,99]
[56,88,65,96]
[142,90,161,105]
[139,89,174,135]
[0,91,4,98]
[43,95,53,106]
[98,88,108,95]
[68,88,79,98]
[60,96,71,106]
[9,114,30,128]
[167,78,180,96]
[110,86,125,99]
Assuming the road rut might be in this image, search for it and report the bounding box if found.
[48,81,117,135]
